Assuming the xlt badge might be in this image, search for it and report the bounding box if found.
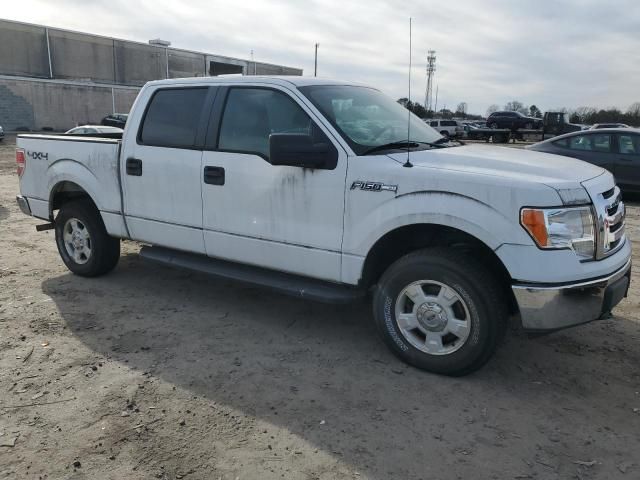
[350,180,397,193]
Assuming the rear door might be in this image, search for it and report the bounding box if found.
[614,133,640,190]
[121,86,215,253]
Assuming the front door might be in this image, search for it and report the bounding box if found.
[200,86,347,281]
[121,86,214,253]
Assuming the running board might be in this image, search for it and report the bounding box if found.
[139,246,365,304]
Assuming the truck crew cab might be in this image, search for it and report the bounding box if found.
[15,77,631,376]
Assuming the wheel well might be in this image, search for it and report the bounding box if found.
[49,181,96,219]
[360,224,517,313]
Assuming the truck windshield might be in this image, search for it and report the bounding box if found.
[299,85,443,155]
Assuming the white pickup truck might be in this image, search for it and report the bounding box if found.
[15,77,631,376]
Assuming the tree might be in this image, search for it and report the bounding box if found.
[397,98,410,108]
[438,108,454,119]
[504,100,528,115]
[486,104,499,117]
[397,98,427,118]
[574,106,597,124]
[456,102,468,118]
[529,105,542,118]
[627,102,640,118]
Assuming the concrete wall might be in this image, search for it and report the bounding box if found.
[0,77,139,131]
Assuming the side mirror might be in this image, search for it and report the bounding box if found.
[268,133,336,169]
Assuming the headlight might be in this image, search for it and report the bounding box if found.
[521,207,595,259]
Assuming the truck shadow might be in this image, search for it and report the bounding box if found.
[41,252,639,479]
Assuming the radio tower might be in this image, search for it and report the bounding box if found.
[424,50,436,112]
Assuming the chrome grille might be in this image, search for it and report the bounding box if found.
[593,186,625,259]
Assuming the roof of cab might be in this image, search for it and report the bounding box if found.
[144,76,366,89]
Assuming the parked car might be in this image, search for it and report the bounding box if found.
[66,125,124,135]
[15,77,630,376]
[427,119,464,138]
[101,113,128,129]
[487,111,542,131]
[590,123,630,130]
[527,128,640,192]
[0,125,4,142]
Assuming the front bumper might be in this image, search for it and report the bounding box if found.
[512,259,632,331]
[16,195,32,216]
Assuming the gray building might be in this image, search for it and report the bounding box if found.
[0,18,302,131]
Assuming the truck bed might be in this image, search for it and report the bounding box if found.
[16,134,123,228]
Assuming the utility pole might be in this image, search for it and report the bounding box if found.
[314,43,319,77]
[424,50,436,111]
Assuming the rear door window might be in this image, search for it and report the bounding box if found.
[441,121,456,127]
[139,88,208,148]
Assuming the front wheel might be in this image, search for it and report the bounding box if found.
[372,248,507,376]
[55,200,120,277]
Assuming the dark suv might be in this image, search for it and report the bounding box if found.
[101,113,128,129]
[487,111,542,131]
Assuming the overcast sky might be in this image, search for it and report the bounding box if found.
[3,0,639,115]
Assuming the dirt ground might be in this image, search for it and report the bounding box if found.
[1,134,639,480]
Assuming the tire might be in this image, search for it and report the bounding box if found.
[524,122,533,129]
[440,130,449,138]
[372,248,507,376]
[489,122,499,129]
[55,200,120,277]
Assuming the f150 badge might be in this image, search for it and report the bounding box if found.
[350,180,397,193]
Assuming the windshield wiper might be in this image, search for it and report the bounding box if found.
[363,141,437,155]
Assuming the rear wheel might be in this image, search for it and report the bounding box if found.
[372,248,507,376]
[489,122,499,129]
[440,130,450,139]
[55,200,120,277]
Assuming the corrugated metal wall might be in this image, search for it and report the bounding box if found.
[0,19,302,85]
[0,19,302,131]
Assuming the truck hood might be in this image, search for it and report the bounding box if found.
[386,144,605,187]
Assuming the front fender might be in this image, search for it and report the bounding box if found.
[343,190,533,256]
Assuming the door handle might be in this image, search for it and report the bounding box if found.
[204,166,225,185]
[126,157,142,176]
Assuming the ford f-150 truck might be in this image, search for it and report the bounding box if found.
[15,77,631,376]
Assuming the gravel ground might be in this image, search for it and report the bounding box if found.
[0,135,639,479]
